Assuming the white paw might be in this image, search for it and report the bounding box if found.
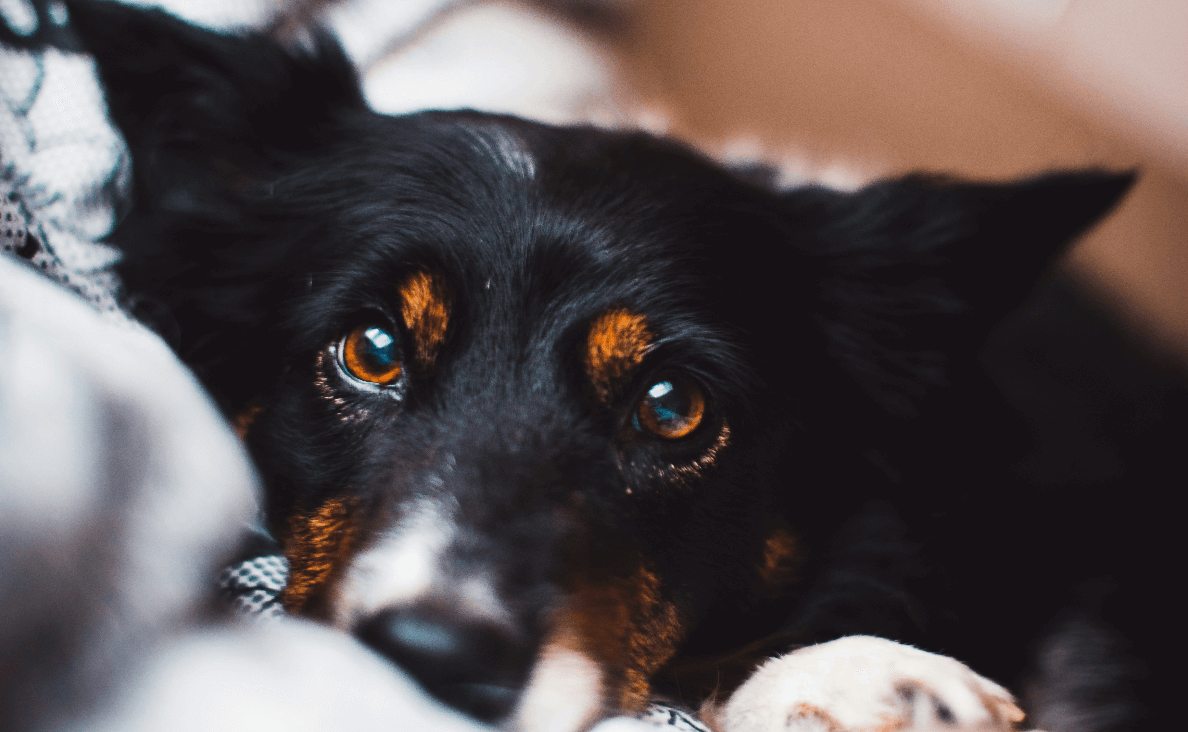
[718,636,1026,732]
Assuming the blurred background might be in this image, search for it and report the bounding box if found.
[97,0,1188,367]
[618,0,1188,370]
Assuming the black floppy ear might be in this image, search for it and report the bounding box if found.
[66,0,364,213]
[787,171,1135,417]
[64,0,366,413]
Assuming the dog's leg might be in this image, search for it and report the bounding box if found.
[713,636,1027,732]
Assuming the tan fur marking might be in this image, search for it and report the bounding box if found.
[399,271,450,368]
[558,560,686,712]
[281,497,359,615]
[757,526,803,597]
[585,309,653,402]
[973,685,1026,728]
[787,702,848,732]
[620,565,683,709]
[232,398,264,439]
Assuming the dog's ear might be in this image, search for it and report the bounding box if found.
[64,1,367,413]
[66,0,364,212]
[784,171,1135,418]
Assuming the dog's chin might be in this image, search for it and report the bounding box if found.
[514,641,607,732]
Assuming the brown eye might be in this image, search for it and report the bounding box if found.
[633,373,706,439]
[340,324,402,385]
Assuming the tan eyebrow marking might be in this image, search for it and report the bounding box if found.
[585,308,654,403]
[399,271,451,368]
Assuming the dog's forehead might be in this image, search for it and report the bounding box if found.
[454,121,537,180]
[334,118,730,304]
[307,112,763,382]
[361,111,752,229]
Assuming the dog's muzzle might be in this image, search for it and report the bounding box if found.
[334,494,566,722]
[356,600,536,721]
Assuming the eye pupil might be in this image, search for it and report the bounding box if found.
[649,382,682,422]
[342,324,402,385]
[363,327,396,365]
[636,374,705,439]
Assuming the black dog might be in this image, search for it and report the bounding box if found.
[68,2,1182,730]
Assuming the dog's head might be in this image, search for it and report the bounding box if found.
[70,2,1132,728]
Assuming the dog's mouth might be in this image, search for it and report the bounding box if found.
[442,683,521,721]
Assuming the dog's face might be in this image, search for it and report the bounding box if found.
[244,113,786,724]
[71,2,1132,728]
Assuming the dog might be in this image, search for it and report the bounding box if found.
[64,2,1183,730]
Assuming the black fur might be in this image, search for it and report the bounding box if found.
[67,1,1182,729]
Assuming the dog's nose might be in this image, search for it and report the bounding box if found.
[356,605,534,722]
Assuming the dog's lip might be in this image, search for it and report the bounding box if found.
[436,682,520,722]
[448,682,518,700]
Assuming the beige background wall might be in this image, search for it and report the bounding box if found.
[609,0,1188,365]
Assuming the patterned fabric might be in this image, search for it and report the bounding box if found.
[1,0,130,318]
[640,704,713,732]
[1,190,31,255]
[219,553,289,620]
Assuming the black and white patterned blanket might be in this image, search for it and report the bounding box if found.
[1,0,128,315]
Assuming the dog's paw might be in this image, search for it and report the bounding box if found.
[717,636,1026,732]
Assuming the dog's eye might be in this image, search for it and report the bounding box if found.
[340,324,402,385]
[633,373,705,439]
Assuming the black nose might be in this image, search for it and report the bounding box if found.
[356,605,535,722]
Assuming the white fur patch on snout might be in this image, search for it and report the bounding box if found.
[332,497,456,627]
[718,636,1027,732]
[331,497,513,630]
[515,642,606,732]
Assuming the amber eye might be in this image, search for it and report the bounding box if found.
[340,324,402,385]
[633,373,706,439]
